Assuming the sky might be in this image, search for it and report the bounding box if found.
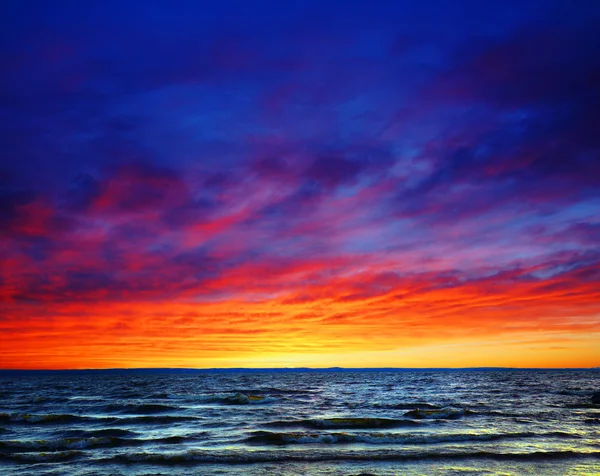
[1,0,599,369]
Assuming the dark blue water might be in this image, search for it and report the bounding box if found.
[1,370,599,475]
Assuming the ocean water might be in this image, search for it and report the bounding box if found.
[0,370,599,475]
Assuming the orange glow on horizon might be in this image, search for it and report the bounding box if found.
[2,265,599,369]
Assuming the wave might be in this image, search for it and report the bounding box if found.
[312,417,421,429]
[0,436,137,451]
[103,449,600,465]
[155,436,188,444]
[146,392,171,399]
[185,392,278,405]
[102,403,180,414]
[561,403,599,409]
[404,408,474,419]
[107,391,147,399]
[380,402,442,410]
[481,410,526,418]
[117,415,199,424]
[0,412,87,424]
[63,428,138,438]
[227,387,314,395]
[556,389,596,396]
[244,430,578,446]
[22,395,65,404]
[0,411,196,426]
[0,450,83,463]
[266,417,420,429]
[0,434,198,453]
[142,390,288,401]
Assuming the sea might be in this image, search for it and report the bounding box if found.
[0,369,599,475]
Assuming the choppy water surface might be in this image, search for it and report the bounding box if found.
[0,370,599,475]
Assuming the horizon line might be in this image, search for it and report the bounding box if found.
[1,366,599,373]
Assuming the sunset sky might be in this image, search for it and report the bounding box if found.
[1,0,599,369]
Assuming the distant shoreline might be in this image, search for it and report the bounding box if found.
[0,367,598,376]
